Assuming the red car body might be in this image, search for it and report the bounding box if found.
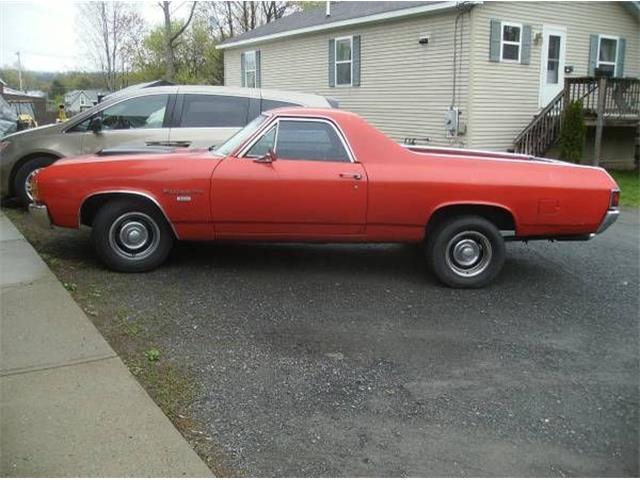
[29,108,619,286]
[33,108,618,240]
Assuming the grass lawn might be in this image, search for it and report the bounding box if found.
[609,170,640,208]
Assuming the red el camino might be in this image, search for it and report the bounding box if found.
[29,108,620,288]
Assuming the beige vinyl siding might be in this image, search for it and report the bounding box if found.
[224,50,241,88]
[468,1,640,151]
[224,10,471,147]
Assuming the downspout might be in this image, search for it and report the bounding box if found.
[448,2,474,145]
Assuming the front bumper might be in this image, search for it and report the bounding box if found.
[28,203,52,229]
[596,208,619,234]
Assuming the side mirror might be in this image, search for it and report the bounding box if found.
[88,116,103,133]
[254,148,276,164]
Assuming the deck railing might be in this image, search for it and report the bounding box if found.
[512,89,566,157]
[513,77,640,158]
[567,77,640,119]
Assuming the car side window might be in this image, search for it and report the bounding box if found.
[67,117,91,132]
[100,95,169,130]
[68,95,169,132]
[179,94,249,128]
[276,120,350,162]
[245,126,276,157]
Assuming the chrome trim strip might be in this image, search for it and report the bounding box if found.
[237,115,357,163]
[78,190,180,239]
[28,203,52,229]
[596,208,619,234]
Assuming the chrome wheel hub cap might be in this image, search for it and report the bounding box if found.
[25,169,40,202]
[119,221,149,250]
[445,230,493,278]
[108,212,161,260]
[452,239,481,267]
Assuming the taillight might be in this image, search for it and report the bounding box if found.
[610,190,620,209]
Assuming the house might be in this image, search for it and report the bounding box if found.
[64,89,103,114]
[26,90,47,98]
[218,1,639,168]
[0,79,47,126]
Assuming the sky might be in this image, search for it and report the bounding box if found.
[0,0,191,72]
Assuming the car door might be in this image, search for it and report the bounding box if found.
[169,93,251,149]
[211,118,367,239]
[79,94,170,153]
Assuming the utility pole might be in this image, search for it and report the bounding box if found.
[15,51,23,91]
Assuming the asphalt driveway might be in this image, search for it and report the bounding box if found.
[4,207,639,476]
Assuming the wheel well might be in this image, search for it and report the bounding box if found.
[80,193,174,234]
[426,204,516,235]
[9,153,59,196]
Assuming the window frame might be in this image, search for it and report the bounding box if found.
[238,116,356,163]
[500,21,522,63]
[334,36,353,87]
[243,50,257,88]
[596,34,618,76]
[244,123,278,158]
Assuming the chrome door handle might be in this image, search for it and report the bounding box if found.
[339,173,362,180]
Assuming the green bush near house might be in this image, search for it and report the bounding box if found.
[559,101,586,163]
[609,170,640,208]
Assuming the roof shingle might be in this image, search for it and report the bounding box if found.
[220,1,444,46]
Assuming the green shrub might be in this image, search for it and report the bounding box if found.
[559,100,586,163]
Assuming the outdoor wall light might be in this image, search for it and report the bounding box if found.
[533,31,543,45]
[419,34,431,45]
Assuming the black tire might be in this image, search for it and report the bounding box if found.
[13,156,56,207]
[425,215,505,288]
[90,199,174,273]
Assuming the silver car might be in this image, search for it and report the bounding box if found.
[0,85,335,205]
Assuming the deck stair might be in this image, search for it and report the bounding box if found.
[513,77,640,164]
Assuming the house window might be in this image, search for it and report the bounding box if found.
[500,22,522,62]
[244,50,257,88]
[335,36,352,86]
[597,35,618,75]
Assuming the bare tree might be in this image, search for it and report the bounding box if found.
[262,1,290,23]
[78,2,144,91]
[203,1,294,41]
[159,1,198,81]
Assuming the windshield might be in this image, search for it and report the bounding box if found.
[214,114,268,156]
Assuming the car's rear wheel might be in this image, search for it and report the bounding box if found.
[425,215,505,288]
[13,156,56,207]
[91,199,174,272]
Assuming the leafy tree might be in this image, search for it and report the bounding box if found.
[50,78,66,97]
[559,100,586,163]
[70,75,93,90]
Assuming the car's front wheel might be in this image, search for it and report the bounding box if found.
[14,156,56,207]
[425,215,505,288]
[91,199,174,272]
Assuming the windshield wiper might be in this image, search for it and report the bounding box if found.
[208,144,217,151]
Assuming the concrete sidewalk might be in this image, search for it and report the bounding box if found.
[0,212,212,477]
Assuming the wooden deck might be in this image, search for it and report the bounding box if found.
[513,77,639,164]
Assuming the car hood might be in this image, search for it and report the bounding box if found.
[2,121,65,141]
[52,147,216,167]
